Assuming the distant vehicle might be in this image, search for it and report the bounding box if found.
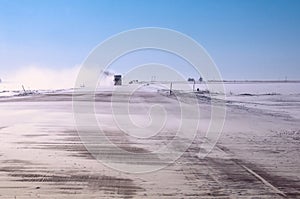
[187,78,195,82]
[129,80,138,84]
[114,75,122,85]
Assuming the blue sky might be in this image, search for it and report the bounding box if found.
[0,0,300,80]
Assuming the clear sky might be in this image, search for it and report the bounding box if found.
[0,0,300,80]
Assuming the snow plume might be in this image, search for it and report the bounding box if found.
[1,66,114,91]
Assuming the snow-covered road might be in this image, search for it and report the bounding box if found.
[0,87,299,198]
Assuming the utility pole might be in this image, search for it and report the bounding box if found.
[170,82,173,95]
[151,76,156,82]
[193,80,195,92]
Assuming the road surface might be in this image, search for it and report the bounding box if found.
[0,90,299,198]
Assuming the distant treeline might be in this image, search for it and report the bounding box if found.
[134,80,300,84]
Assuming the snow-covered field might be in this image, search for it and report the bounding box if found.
[150,81,300,95]
[2,81,300,96]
